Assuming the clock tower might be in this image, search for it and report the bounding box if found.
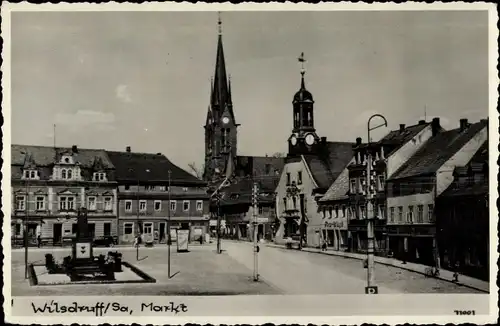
[288,53,321,157]
[204,16,239,181]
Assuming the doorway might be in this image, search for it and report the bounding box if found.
[159,222,166,243]
[53,223,62,246]
[103,223,111,236]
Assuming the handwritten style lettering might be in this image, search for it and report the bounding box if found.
[31,301,133,316]
[141,302,188,314]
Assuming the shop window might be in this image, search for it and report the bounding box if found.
[124,222,134,235]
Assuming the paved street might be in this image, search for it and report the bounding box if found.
[222,241,483,294]
[11,241,481,296]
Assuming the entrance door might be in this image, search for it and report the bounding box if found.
[53,223,62,246]
[103,223,111,236]
[88,223,96,239]
[159,222,166,242]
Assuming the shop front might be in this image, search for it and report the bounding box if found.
[323,219,348,251]
[348,218,387,254]
[386,224,436,265]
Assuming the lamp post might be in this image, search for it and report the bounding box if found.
[210,176,231,254]
[24,177,29,279]
[130,168,149,261]
[366,114,388,291]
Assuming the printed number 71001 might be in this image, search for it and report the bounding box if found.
[454,310,476,315]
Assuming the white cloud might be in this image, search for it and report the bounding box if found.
[55,110,116,132]
[115,84,132,103]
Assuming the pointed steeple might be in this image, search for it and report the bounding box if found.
[228,75,232,105]
[211,13,230,114]
[205,105,213,126]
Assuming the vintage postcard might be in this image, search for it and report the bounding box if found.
[2,2,498,324]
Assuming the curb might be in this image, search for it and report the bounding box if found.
[265,243,489,293]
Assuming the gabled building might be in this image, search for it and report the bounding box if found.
[435,142,489,281]
[386,118,488,266]
[11,145,117,247]
[202,18,285,237]
[106,147,209,245]
[346,118,443,254]
[274,64,355,248]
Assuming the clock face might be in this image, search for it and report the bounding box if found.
[290,135,298,146]
[222,117,230,124]
[305,134,315,146]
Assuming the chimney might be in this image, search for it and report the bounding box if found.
[418,120,426,125]
[126,146,131,153]
[460,118,469,131]
[431,118,440,136]
[356,137,362,146]
[71,145,78,153]
[156,152,162,156]
[399,124,406,132]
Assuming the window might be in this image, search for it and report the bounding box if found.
[379,204,386,219]
[428,204,434,222]
[389,207,395,223]
[59,196,75,211]
[341,205,346,218]
[292,197,297,209]
[350,179,356,193]
[143,222,153,235]
[154,200,162,211]
[158,186,166,191]
[298,171,303,185]
[170,201,177,211]
[125,200,132,212]
[183,200,190,211]
[417,205,424,223]
[347,207,351,219]
[67,169,73,179]
[196,200,203,211]
[124,222,134,235]
[258,206,263,215]
[359,178,366,193]
[360,205,365,219]
[93,172,106,181]
[333,206,338,218]
[398,206,403,223]
[88,196,97,211]
[15,195,26,210]
[145,185,156,191]
[378,175,385,191]
[72,223,78,235]
[265,164,271,175]
[103,223,111,236]
[14,224,22,236]
[139,200,147,212]
[283,197,287,211]
[183,187,188,192]
[286,173,291,185]
[408,206,414,223]
[61,169,67,179]
[321,208,326,219]
[24,170,38,179]
[104,197,112,211]
[36,196,45,211]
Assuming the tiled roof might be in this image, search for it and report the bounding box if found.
[378,123,431,156]
[235,155,285,178]
[218,175,279,207]
[303,142,355,190]
[11,145,114,181]
[390,120,488,180]
[106,151,206,185]
[318,166,351,202]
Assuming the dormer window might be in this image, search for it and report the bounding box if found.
[23,170,38,180]
[93,172,107,182]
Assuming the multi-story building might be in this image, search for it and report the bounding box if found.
[346,118,442,254]
[202,18,284,235]
[11,145,118,247]
[274,63,354,248]
[107,147,209,245]
[386,119,488,266]
[436,142,489,281]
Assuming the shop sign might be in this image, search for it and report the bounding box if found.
[324,220,346,230]
[209,220,218,227]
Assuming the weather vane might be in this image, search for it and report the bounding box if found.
[298,52,306,75]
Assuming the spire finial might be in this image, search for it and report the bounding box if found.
[218,11,222,35]
[298,52,306,89]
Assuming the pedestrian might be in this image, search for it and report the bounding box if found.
[37,234,42,248]
[321,238,327,251]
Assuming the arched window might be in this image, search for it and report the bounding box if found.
[61,169,66,179]
[67,169,73,179]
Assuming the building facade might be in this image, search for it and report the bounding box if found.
[11,145,118,247]
[107,147,209,245]
[386,119,488,266]
[274,63,354,248]
[435,143,489,281]
[346,119,440,254]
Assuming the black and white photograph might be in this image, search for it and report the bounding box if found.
[2,2,498,324]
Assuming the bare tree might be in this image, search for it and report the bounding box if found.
[188,162,204,179]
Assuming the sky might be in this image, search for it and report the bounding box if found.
[11,10,490,173]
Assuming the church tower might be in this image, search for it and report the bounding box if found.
[288,53,321,157]
[204,15,239,181]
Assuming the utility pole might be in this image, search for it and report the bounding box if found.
[252,182,259,282]
[216,193,221,254]
[135,173,140,261]
[167,170,172,278]
[24,177,29,279]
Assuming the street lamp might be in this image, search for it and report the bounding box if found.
[366,114,388,291]
[130,168,150,261]
[210,176,231,254]
[167,170,172,278]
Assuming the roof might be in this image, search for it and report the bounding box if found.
[235,155,285,178]
[218,176,278,207]
[319,167,350,202]
[11,144,115,181]
[303,141,355,190]
[390,120,488,180]
[378,123,431,156]
[106,151,206,185]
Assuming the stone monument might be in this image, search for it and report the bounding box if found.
[71,207,94,263]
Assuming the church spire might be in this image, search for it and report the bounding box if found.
[212,13,230,113]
